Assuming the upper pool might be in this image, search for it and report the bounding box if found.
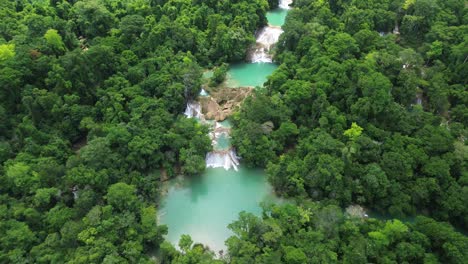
[225,63,278,88]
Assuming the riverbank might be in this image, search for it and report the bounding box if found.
[159,0,293,253]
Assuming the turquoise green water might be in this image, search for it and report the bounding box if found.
[266,9,288,27]
[214,120,232,150]
[226,63,278,88]
[159,6,287,254]
[223,7,287,88]
[218,119,232,128]
[214,133,231,150]
[159,167,277,252]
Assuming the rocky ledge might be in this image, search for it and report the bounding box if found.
[199,87,253,121]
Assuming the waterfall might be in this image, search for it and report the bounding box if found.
[205,122,240,171]
[251,46,273,63]
[206,149,240,171]
[279,0,292,9]
[257,27,283,48]
[250,26,283,63]
[416,93,423,105]
[184,105,240,170]
[184,101,204,120]
[184,0,292,170]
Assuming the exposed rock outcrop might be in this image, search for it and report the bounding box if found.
[200,87,253,121]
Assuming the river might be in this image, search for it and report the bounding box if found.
[158,0,292,253]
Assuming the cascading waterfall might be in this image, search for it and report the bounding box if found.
[184,0,291,171]
[250,27,283,63]
[184,101,240,171]
[206,122,240,171]
[199,88,209,96]
[184,101,204,120]
[249,0,290,63]
[279,0,292,9]
[206,150,240,171]
[162,0,293,255]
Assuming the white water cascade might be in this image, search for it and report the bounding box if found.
[206,149,240,171]
[184,101,240,171]
[206,122,240,171]
[250,26,284,63]
[199,88,209,97]
[249,0,290,62]
[184,101,204,120]
[279,0,292,9]
[184,0,292,171]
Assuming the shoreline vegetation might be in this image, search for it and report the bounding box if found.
[0,0,466,263]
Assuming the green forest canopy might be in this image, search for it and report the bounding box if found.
[228,0,468,262]
[0,0,467,263]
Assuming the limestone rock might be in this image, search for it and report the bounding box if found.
[199,87,253,121]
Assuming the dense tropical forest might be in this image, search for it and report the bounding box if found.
[229,0,468,262]
[0,0,466,263]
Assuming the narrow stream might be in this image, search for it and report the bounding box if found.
[159,0,292,253]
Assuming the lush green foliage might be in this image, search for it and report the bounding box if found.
[232,0,468,231]
[226,203,468,263]
[158,202,468,263]
[0,0,466,262]
[0,0,274,262]
[210,63,229,87]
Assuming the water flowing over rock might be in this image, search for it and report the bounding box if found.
[184,101,204,120]
[250,0,289,62]
[162,1,295,254]
[250,46,273,63]
[279,0,293,9]
[415,91,423,106]
[257,26,283,48]
[184,101,240,170]
[204,122,240,171]
[206,148,240,171]
[250,26,283,63]
[185,0,291,170]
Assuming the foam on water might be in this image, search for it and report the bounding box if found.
[184,104,240,170]
[163,0,293,254]
[250,26,283,63]
[205,121,240,171]
[206,149,240,171]
[184,101,203,119]
[279,0,293,9]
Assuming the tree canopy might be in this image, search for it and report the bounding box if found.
[0,0,275,262]
[232,0,468,236]
[0,0,466,262]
